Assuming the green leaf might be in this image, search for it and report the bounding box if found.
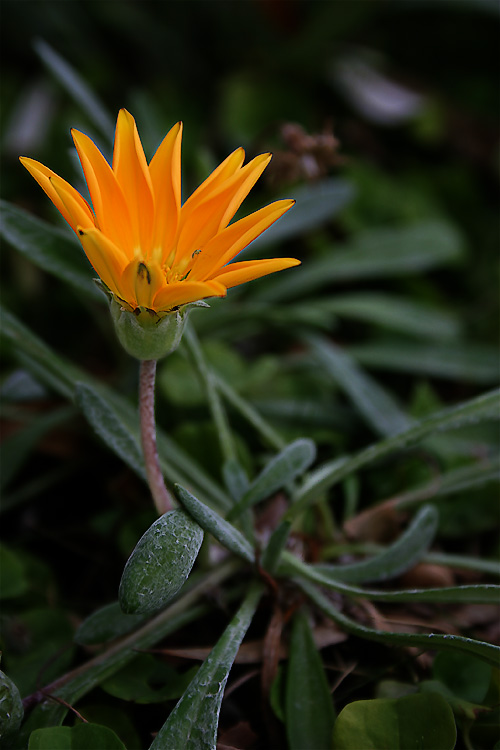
[0,201,101,302]
[213,371,286,451]
[28,727,72,750]
[0,670,23,744]
[285,611,335,750]
[284,552,500,604]
[315,505,439,583]
[101,653,197,704]
[306,333,412,436]
[350,340,500,383]
[289,388,500,519]
[261,520,292,574]
[75,382,146,480]
[222,458,249,501]
[0,306,231,511]
[74,602,150,646]
[149,582,263,750]
[74,725,124,748]
[229,438,317,520]
[250,178,354,252]
[331,693,456,749]
[433,651,492,704]
[0,544,28,599]
[324,293,461,341]
[299,579,500,668]
[119,509,204,615]
[0,406,75,491]
[34,39,115,139]
[3,607,75,696]
[18,564,237,740]
[255,220,464,302]
[175,484,255,563]
[28,723,126,749]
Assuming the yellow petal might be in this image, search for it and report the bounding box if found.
[76,225,129,299]
[19,157,95,232]
[175,153,271,265]
[148,121,183,263]
[71,129,134,256]
[120,259,164,309]
[181,148,245,218]
[152,280,226,312]
[190,199,295,281]
[112,109,155,254]
[49,174,96,231]
[217,152,272,230]
[210,258,300,289]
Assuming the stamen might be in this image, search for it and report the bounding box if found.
[137,261,151,284]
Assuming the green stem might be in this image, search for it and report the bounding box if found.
[212,372,286,451]
[184,327,237,464]
[139,359,172,515]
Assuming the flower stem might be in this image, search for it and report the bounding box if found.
[139,359,172,515]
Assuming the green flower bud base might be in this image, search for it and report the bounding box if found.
[110,299,186,360]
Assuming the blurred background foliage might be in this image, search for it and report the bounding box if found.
[1,1,499,748]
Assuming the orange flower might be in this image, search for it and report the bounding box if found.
[20,109,299,315]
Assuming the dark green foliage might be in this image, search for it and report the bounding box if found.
[1,2,498,748]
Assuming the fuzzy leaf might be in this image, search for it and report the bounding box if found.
[299,579,500,668]
[74,602,149,645]
[0,670,23,744]
[119,510,204,615]
[0,201,101,301]
[229,438,316,520]
[315,505,439,583]
[175,484,255,563]
[285,611,335,750]
[149,583,262,750]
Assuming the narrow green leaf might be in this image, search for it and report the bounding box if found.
[394,456,500,511]
[175,484,255,563]
[19,563,238,741]
[119,510,204,615]
[0,307,231,510]
[34,39,115,139]
[324,293,461,341]
[222,457,250,501]
[283,551,500,604]
[0,406,75,490]
[0,201,101,301]
[213,372,286,451]
[0,670,23,744]
[255,220,464,303]
[331,693,456,750]
[229,438,317,520]
[299,578,500,668]
[350,340,500,384]
[74,602,150,646]
[75,382,146,479]
[184,327,237,464]
[306,333,412,437]
[149,582,263,750]
[285,611,335,750]
[315,505,439,583]
[288,388,500,519]
[261,520,292,574]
